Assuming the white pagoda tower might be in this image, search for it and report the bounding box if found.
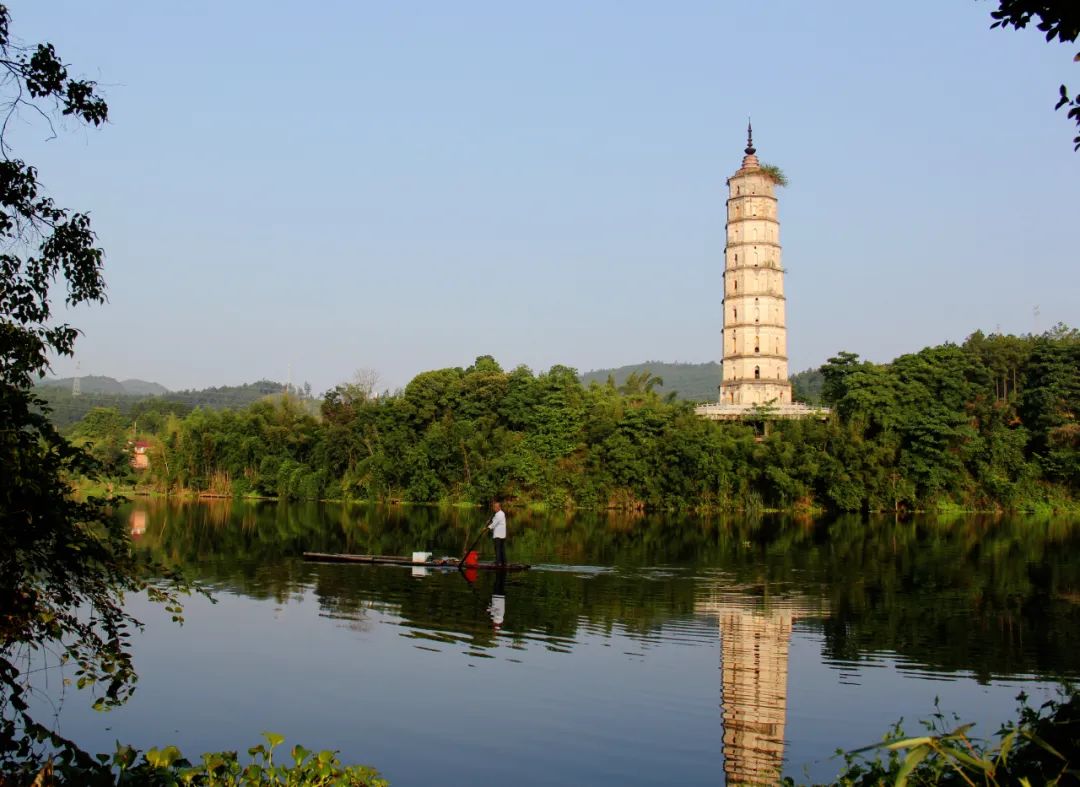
[720,122,790,406]
[697,125,826,421]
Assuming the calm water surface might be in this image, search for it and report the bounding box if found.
[42,501,1080,785]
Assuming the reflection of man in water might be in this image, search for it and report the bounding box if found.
[488,571,506,631]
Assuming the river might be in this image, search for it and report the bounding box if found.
[38,500,1080,785]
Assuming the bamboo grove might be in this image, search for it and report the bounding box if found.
[66,327,1079,513]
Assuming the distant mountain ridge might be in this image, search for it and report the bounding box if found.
[580,362,824,404]
[580,362,722,402]
[38,375,169,396]
[34,377,290,429]
[120,378,170,395]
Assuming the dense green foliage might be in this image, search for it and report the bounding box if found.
[92,329,1080,512]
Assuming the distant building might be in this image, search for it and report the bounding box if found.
[131,440,150,470]
[697,125,828,421]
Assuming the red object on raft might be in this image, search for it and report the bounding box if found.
[464,550,479,567]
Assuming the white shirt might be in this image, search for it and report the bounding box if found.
[488,510,506,539]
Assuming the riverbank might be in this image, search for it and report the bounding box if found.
[71,478,1079,516]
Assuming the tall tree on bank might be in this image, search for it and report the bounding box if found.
[985,0,1080,150]
[0,5,187,778]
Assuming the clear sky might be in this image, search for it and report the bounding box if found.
[13,1,1079,394]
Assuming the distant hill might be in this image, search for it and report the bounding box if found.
[120,378,170,396]
[581,362,825,404]
[581,362,721,402]
[39,375,131,395]
[790,367,824,404]
[39,375,169,396]
[34,378,290,429]
[165,380,287,409]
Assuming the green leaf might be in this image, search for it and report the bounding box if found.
[885,736,933,751]
[943,746,993,773]
[998,729,1017,765]
[146,746,180,768]
[263,731,285,749]
[894,744,932,787]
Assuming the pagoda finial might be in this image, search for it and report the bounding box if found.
[745,118,756,156]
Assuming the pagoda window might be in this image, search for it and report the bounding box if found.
[754,366,760,380]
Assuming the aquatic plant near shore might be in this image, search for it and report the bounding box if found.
[13,732,387,786]
[789,687,1079,786]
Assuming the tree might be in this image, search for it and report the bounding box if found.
[0,5,187,778]
[69,406,132,477]
[1021,325,1080,486]
[986,0,1080,150]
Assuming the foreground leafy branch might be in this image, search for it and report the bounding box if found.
[789,687,1080,786]
[0,2,197,777]
[986,0,1080,151]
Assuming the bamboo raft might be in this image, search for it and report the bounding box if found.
[302,552,531,571]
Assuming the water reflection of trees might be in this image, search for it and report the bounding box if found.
[126,502,1080,679]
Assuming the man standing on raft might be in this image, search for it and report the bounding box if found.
[488,500,507,566]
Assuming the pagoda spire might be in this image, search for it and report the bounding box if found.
[741,118,760,169]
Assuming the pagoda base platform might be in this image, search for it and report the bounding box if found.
[695,402,830,421]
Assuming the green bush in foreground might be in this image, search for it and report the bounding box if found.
[10,733,386,786]
[791,687,1079,786]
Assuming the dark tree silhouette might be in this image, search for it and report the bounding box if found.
[986,0,1080,150]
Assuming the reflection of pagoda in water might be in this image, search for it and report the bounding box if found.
[697,590,827,785]
[129,509,147,538]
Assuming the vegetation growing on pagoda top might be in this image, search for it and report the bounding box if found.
[759,163,788,187]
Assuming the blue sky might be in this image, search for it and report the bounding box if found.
[14,1,1079,394]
